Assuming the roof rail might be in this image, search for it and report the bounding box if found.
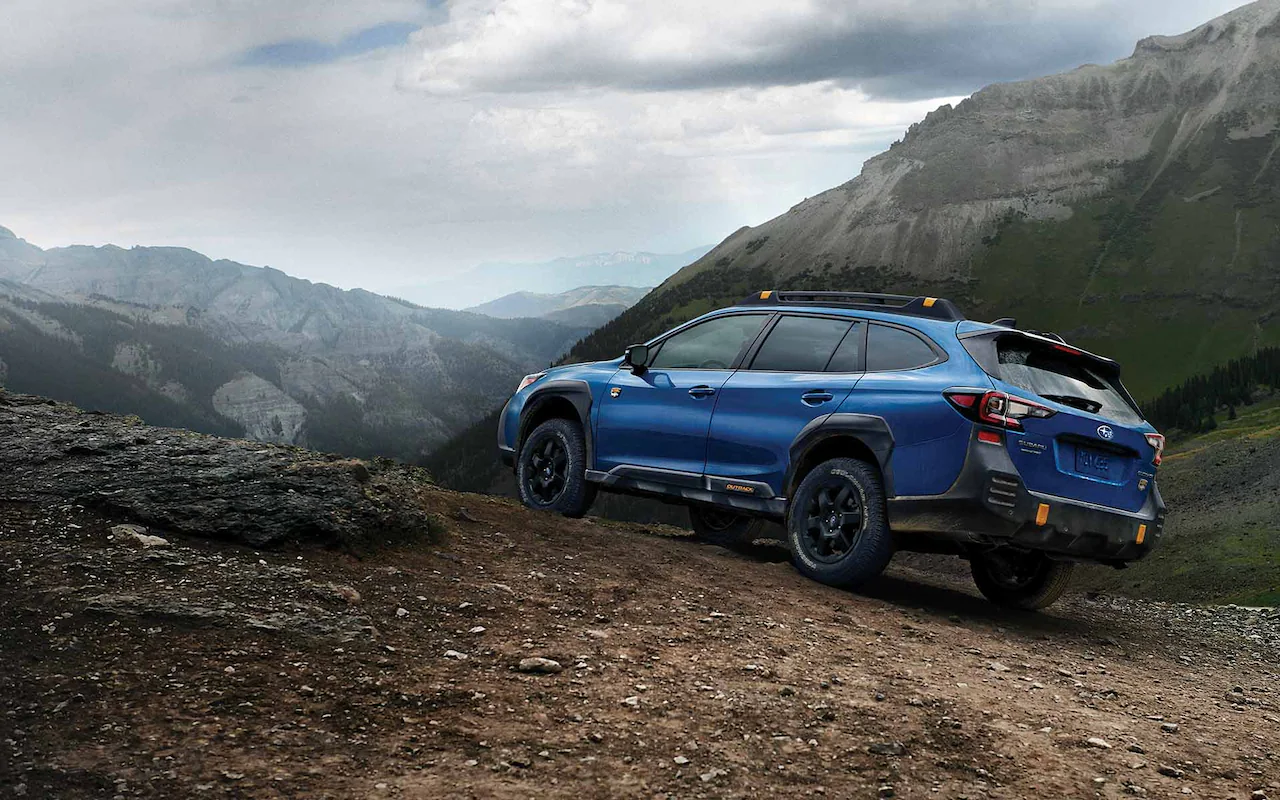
[738,290,966,322]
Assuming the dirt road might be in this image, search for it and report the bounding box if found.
[2,489,1277,799]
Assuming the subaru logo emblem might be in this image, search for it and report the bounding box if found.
[1097,424,1114,440]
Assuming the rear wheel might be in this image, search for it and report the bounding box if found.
[517,418,596,518]
[688,506,767,549]
[786,457,892,589]
[970,550,1074,610]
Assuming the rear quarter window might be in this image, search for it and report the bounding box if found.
[866,324,941,372]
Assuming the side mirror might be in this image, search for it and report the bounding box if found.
[623,344,650,373]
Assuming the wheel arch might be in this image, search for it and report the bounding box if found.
[786,414,895,499]
[518,380,594,467]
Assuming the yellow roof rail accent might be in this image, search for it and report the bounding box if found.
[760,290,773,299]
[923,297,938,308]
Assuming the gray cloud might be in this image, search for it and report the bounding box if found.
[0,0,1251,300]
[407,0,1246,99]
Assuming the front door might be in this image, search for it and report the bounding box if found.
[594,313,770,475]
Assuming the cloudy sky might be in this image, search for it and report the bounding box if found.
[0,0,1246,293]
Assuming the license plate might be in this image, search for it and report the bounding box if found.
[1075,447,1112,479]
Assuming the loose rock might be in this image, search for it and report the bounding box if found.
[517,657,562,674]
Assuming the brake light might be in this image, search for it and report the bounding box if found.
[1145,432,1165,466]
[945,389,1056,431]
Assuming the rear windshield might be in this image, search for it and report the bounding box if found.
[995,340,1143,425]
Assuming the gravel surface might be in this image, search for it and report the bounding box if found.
[3,497,1277,799]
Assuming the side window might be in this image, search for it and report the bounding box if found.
[825,321,866,372]
[649,314,768,370]
[866,324,940,372]
[749,316,852,372]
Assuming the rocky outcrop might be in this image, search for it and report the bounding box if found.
[212,373,307,444]
[0,391,442,549]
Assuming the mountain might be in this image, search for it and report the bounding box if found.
[392,246,712,309]
[569,0,1280,402]
[0,226,592,461]
[429,0,1280,513]
[465,285,650,328]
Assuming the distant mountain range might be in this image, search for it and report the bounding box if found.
[465,285,650,328]
[0,225,594,461]
[392,247,711,309]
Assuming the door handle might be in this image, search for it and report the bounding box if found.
[688,385,717,398]
[801,390,835,406]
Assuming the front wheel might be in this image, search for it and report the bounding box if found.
[786,457,893,589]
[517,418,596,518]
[970,550,1074,610]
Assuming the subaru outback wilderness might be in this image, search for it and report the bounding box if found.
[497,291,1165,610]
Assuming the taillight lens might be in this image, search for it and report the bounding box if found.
[945,389,1056,431]
[1145,432,1165,466]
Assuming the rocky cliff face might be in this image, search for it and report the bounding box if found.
[212,373,308,444]
[573,0,1280,399]
[685,0,1280,283]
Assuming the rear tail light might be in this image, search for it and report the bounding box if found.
[945,389,1056,431]
[1145,432,1165,466]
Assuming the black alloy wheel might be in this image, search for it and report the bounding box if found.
[970,549,1075,610]
[785,457,892,589]
[516,418,597,518]
[799,477,866,564]
[526,436,568,505]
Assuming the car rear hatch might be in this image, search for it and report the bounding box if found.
[960,330,1157,513]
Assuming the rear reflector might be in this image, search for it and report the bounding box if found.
[977,429,1002,444]
[1136,524,1147,544]
[1035,503,1050,526]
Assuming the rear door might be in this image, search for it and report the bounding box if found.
[704,314,864,493]
[836,322,973,496]
[986,338,1152,512]
[594,313,770,475]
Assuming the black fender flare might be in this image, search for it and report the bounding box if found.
[786,413,896,498]
[517,379,595,466]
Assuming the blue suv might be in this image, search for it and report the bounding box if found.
[497,291,1166,610]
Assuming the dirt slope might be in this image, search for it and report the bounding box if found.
[3,489,1278,799]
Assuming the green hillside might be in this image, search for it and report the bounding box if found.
[568,117,1280,402]
[1079,396,1280,606]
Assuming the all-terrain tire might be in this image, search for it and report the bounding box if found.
[970,551,1074,610]
[688,506,768,549]
[517,418,596,518]
[786,457,893,589]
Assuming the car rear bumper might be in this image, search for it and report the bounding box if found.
[889,428,1165,564]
